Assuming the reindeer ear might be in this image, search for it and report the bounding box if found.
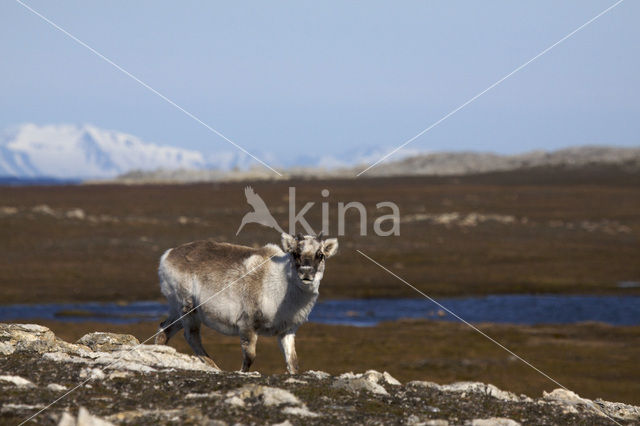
[281,233,297,253]
[322,238,339,258]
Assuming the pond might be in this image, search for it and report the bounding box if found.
[1,294,638,326]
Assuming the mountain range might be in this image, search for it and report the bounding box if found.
[0,123,417,179]
[1,123,638,180]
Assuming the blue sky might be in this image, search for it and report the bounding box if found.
[1,1,638,164]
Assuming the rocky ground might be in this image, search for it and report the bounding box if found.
[1,324,638,425]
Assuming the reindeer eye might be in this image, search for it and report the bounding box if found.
[316,251,324,260]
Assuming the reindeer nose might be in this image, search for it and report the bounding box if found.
[299,266,314,279]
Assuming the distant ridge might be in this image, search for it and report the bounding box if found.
[109,145,640,183]
[363,145,640,177]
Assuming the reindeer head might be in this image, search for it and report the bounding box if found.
[281,232,338,289]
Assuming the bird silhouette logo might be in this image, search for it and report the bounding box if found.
[236,186,285,235]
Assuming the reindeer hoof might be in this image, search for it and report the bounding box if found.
[155,332,167,345]
[200,356,221,371]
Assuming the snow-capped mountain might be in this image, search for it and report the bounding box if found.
[0,123,427,180]
[0,124,206,179]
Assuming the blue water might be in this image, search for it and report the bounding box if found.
[0,176,81,186]
[0,295,638,326]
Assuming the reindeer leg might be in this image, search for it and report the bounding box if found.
[182,309,220,370]
[240,331,258,372]
[278,331,298,374]
[155,315,183,345]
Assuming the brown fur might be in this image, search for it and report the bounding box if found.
[166,240,268,273]
[165,240,272,298]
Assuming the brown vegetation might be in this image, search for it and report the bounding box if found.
[0,166,639,303]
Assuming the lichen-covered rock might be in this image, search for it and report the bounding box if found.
[408,380,520,402]
[1,323,638,425]
[304,370,330,380]
[467,418,521,426]
[439,382,520,402]
[79,368,106,381]
[58,407,115,426]
[0,323,87,356]
[544,388,640,421]
[0,324,56,355]
[225,384,301,407]
[76,332,139,352]
[0,323,218,376]
[362,369,401,386]
[333,372,389,396]
[47,383,67,392]
[0,374,35,388]
[281,406,320,417]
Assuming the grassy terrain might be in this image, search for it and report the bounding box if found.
[0,166,639,303]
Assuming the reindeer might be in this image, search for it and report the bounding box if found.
[155,232,338,373]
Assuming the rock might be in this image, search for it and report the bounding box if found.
[594,399,640,421]
[39,340,219,374]
[0,206,18,215]
[1,403,45,414]
[468,418,521,426]
[0,323,56,355]
[58,411,77,426]
[0,323,87,356]
[58,407,115,426]
[107,370,130,380]
[77,332,139,351]
[407,380,441,389]
[281,406,320,417]
[383,371,402,386]
[97,345,218,372]
[434,382,520,402]
[32,204,57,216]
[225,384,301,407]
[0,375,35,387]
[224,395,246,407]
[405,414,422,425]
[543,388,640,421]
[406,415,449,425]
[304,370,330,380]
[186,392,221,399]
[47,383,68,392]
[361,369,401,386]
[234,370,261,377]
[65,208,86,220]
[543,388,583,403]
[284,377,307,385]
[79,368,106,381]
[333,374,389,396]
[104,409,185,423]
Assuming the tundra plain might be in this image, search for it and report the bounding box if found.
[1,165,639,408]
